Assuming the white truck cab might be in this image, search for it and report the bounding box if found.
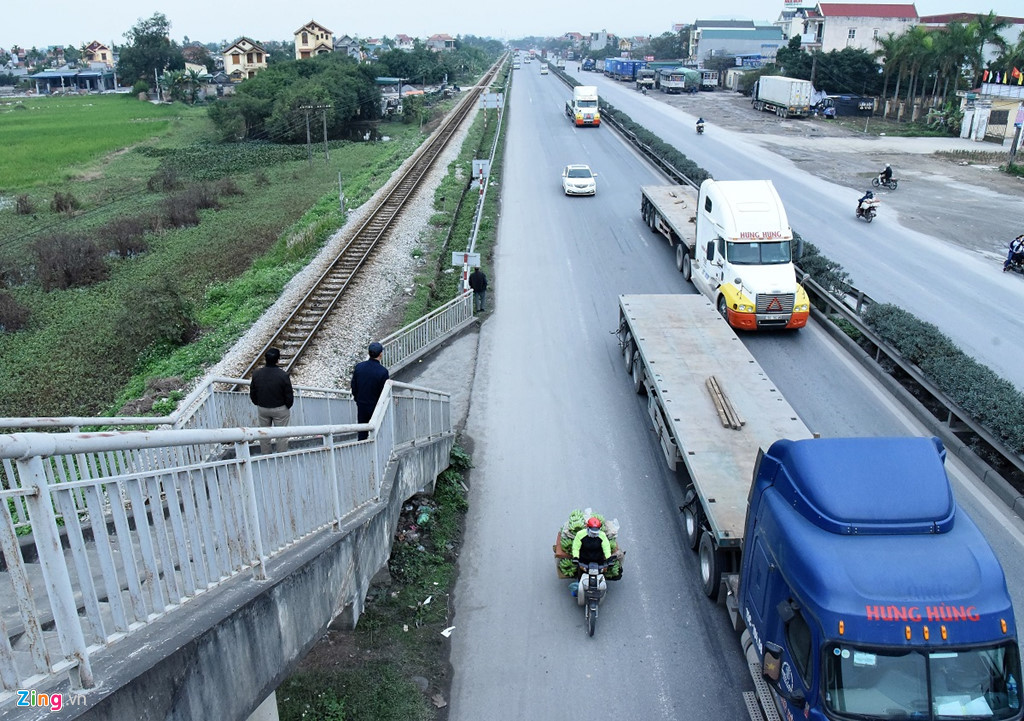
[690,180,809,330]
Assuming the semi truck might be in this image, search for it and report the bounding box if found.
[752,75,813,118]
[565,85,600,126]
[636,67,656,91]
[639,181,809,330]
[617,293,1024,721]
[609,58,645,82]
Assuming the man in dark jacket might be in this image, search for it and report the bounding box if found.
[469,267,488,312]
[351,341,390,440]
[250,347,294,454]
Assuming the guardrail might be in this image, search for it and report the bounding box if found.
[551,62,1024,509]
[0,380,451,699]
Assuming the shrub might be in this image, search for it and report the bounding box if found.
[50,191,80,215]
[147,166,182,192]
[131,80,150,97]
[0,291,31,332]
[99,216,153,258]
[0,256,27,288]
[113,277,199,351]
[15,194,35,215]
[162,184,219,228]
[214,177,244,196]
[32,233,109,291]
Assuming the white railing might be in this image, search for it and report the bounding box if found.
[381,291,476,374]
[0,380,451,701]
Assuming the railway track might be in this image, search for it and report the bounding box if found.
[239,58,505,381]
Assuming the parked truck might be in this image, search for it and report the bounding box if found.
[639,181,809,330]
[636,67,656,91]
[565,85,600,126]
[656,67,700,94]
[617,293,1024,721]
[752,75,813,118]
[698,68,719,90]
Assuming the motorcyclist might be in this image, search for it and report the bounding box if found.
[879,163,893,183]
[696,117,705,134]
[857,190,875,216]
[1004,234,1024,271]
[572,517,612,606]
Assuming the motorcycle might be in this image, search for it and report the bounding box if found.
[576,559,615,636]
[696,123,705,135]
[871,175,898,190]
[856,197,880,222]
[1004,243,1024,274]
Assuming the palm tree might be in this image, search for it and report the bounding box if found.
[995,29,1024,71]
[968,11,1010,86]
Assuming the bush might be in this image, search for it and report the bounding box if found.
[113,277,199,351]
[161,184,219,228]
[32,233,109,291]
[215,177,244,197]
[0,291,31,332]
[147,166,182,192]
[15,194,35,215]
[99,216,153,258]
[796,239,852,297]
[50,191,80,215]
[131,80,150,97]
[0,256,27,288]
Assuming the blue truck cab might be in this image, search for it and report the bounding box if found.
[740,437,1022,720]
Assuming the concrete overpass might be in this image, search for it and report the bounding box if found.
[0,377,454,720]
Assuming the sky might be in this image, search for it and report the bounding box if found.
[2,0,1021,50]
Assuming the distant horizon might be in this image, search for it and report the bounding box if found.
[3,1,1022,52]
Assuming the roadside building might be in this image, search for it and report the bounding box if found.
[82,41,113,67]
[222,37,267,81]
[802,3,918,54]
[426,34,455,52]
[294,20,333,60]
[29,65,115,93]
[394,34,415,52]
[690,22,784,63]
[334,35,362,60]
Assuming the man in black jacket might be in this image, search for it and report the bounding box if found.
[469,267,488,312]
[351,341,390,440]
[250,347,294,454]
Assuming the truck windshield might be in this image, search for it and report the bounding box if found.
[576,99,597,108]
[824,642,1022,719]
[725,240,791,265]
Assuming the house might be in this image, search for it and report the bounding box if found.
[334,35,362,60]
[29,64,116,93]
[82,41,113,67]
[222,37,267,80]
[294,20,333,59]
[690,20,784,62]
[918,13,1024,65]
[589,30,613,52]
[803,3,918,54]
[562,32,585,50]
[425,34,455,52]
[775,7,819,41]
[394,34,415,52]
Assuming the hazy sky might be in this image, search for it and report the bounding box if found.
[3,0,1021,50]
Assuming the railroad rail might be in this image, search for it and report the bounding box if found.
[239,58,505,381]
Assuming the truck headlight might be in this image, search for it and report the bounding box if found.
[738,303,754,313]
[795,302,809,312]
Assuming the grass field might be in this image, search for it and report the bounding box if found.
[0,93,430,417]
[0,95,189,190]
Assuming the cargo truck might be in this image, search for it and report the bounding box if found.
[752,75,813,118]
[565,85,600,126]
[639,181,809,330]
[636,67,656,91]
[617,293,1024,721]
[656,67,700,94]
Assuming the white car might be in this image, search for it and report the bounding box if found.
[562,164,596,196]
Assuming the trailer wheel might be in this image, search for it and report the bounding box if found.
[699,532,722,601]
[681,251,692,282]
[675,244,686,273]
[682,501,703,551]
[631,353,646,395]
[622,333,634,373]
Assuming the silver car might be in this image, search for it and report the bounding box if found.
[562,164,596,196]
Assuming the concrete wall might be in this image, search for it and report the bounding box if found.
[820,16,915,53]
[37,438,451,721]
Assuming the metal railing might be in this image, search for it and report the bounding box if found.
[381,291,476,374]
[0,380,451,700]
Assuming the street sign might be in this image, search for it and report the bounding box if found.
[472,159,490,178]
[452,252,481,267]
[479,93,504,109]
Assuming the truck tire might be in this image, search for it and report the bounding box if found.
[682,499,703,551]
[622,333,634,373]
[717,295,729,322]
[675,244,686,273]
[699,532,722,601]
[681,251,692,281]
[631,353,645,395]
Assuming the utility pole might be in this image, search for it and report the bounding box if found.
[154,68,161,101]
[810,53,818,89]
[300,104,332,166]
[303,106,312,166]
[322,106,330,162]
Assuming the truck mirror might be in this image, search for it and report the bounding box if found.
[706,241,715,260]
[777,599,797,623]
[763,642,782,681]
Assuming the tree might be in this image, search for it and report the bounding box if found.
[647,30,689,60]
[63,45,82,65]
[969,11,1010,85]
[775,36,813,78]
[116,12,185,86]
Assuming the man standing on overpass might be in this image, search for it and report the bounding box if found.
[351,341,389,440]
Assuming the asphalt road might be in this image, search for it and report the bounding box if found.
[563,68,1024,392]
[441,64,1024,720]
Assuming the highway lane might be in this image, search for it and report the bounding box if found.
[563,68,1024,392]
[447,64,1024,719]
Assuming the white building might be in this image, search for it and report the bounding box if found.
[803,2,918,53]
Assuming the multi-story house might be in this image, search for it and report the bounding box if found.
[803,3,918,54]
[294,20,333,59]
[334,35,362,60]
[394,34,415,52]
[82,41,113,67]
[425,34,455,52]
[222,37,267,80]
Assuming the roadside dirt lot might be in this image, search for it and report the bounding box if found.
[653,89,1024,259]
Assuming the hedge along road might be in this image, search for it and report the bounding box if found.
[566,67,1024,393]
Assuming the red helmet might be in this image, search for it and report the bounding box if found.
[586,517,602,529]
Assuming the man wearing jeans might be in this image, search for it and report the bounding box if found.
[469,267,488,312]
[250,347,294,454]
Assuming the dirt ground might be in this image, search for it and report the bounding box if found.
[652,89,1024,258]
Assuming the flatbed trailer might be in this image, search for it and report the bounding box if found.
[640,184,698,271]
[617,294,812,563]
